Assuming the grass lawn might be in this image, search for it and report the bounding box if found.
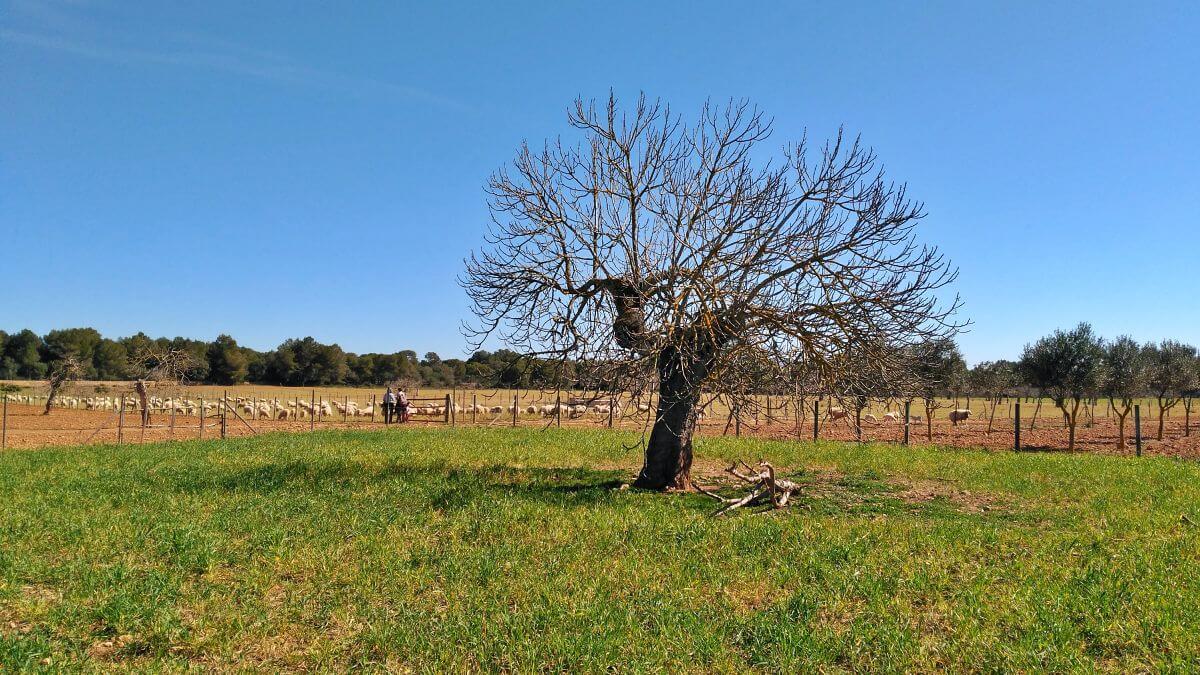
[2,428,1199,672]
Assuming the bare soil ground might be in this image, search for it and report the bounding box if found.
[3,403,1198,459]
[736,414,1200,459]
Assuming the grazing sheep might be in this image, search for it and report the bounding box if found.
[827,407,848,422]
[908,414,924,423]
[863,413,877,424]
[883,411,900,423]
[949,409,971,425]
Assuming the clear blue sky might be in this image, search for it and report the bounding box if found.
[3,0,1197,364]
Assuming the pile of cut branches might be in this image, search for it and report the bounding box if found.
[696,461,800,516]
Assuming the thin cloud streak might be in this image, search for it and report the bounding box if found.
[2,28,470,112]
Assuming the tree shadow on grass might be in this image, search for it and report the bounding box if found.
[164,459,630,509]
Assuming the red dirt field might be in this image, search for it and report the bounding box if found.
[2,403,1198,459]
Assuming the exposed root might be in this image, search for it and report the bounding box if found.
[696,460,800,516]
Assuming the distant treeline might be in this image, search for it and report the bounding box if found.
[0,328,577,389]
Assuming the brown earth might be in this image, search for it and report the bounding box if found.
[2,403,1198,459]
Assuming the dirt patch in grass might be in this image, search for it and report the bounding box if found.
[692,465,1010,515]
[891,477,1005,513]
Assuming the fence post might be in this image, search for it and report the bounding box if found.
[813,401,819,442]
[1135,404,1142,457]
[735,406,741,437]
[310,390,316,432]
[344,396,348,424]
[608,393,615,428]
[472,394,478,425]
[117,396,124,445]
[903,400,911,446]
[1014,402,1021,451]
[1186,398,1192,438]
[2,395,7,450]
[556,392,562,427]
[512,394,518,427]
[446,394,452,425]
[199,397,204,439]
[170,401,175,440]
[221,390,228,440]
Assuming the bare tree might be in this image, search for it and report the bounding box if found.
[127,346,201,425]
[43,355,84,415]
[463,94,962,490]
[1102,336,1149,450]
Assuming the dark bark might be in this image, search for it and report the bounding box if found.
[634,344,713,491]
[135,379,151,426]
[1157,401,1168,440]
[1112,402,1130,450]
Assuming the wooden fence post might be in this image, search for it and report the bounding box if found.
[310,390,316,432]
[608,393,615,428]
[1186,398,1192,438]
[2,395,7,450]
[344,396,349,424]
[903,400,911,446]
[221,390,228,440]
[117,396,124,445]
[512,394,518,427]
[169,401,175,440]
[1014,403,1020,452]
[199,397,204,439]
[735,406,741,437]
[446,394,452,425]
[472,394,478,425]
[1135,404,1142,457]
[556,392,562,427]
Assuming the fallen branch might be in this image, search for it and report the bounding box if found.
[696,461,800,516]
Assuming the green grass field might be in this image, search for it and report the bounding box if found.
[3,428,1199,671]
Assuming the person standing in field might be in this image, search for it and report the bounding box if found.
[396,388,409,423]
[382,387,396,424]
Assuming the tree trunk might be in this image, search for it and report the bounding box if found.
[634,346,710,491]
[44,380,65,415]
[135,379,151,426]
[1115,408,1128,450]
[924,399,934,441]
[1157,401,1167,440]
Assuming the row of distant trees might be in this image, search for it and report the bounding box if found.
[913,325,1198,450]
[0,328,580,390]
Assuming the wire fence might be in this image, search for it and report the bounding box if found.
[2,386,1196,456]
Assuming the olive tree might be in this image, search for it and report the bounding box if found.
[1101,336,1149,450]
[969,360,1016,433]
[463,94,962,490]
[1017,323,1104,451]
[909,338,967,441]
[1144,340,1198,440]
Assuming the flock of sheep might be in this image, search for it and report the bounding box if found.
[6,392,977,427]
[822,407,971,425]
[3,392,643,422]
